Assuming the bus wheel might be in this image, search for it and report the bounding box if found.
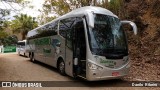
[30,53,35,62]
[29,54,32,61]
[58,60,65,75]
[31,54,36,63]
[32,57,36,62]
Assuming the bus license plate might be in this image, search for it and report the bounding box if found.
[112,72,119,76]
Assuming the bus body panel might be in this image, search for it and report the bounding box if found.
[86,55,130,81]
[44,37,55,66]
[35,45,45,63]
[46,35,66,68]
[29,35,66,68]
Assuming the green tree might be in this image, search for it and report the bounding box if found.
[40,0,126,24]
[0,31,8,39]
[0,35,18,46]
[42,0,97,16]
[0,0,33,45]
[11,14,38,40]
[0,9,10,29]
[38,16,56,25]
[0,0,27,39]
[0,20,10,41]
[108,0,126,18]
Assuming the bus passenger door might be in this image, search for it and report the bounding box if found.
[73,17,86,78]
[59,18,75,77]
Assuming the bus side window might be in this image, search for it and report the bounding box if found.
[59,20,67,38]
[35,22,58,38]
[59,18,76,49]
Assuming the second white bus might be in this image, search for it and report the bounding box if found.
[17,40,29,57]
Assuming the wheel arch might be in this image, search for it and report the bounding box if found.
[56,56,64,68]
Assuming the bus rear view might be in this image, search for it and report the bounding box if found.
[17,40,28,57]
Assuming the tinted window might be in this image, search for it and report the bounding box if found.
[28,21,58,39]
[88,14,128,58]
[59,18,75,38]
[59,18,76,49]
[17,42,25,47]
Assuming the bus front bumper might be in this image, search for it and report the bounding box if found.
[86,64,130,81]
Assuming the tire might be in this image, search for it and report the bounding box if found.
[29,53,32,61]
[58,60,66,75]
[30,53,35,62]
[32,56,36,62]
[18,51,20,56]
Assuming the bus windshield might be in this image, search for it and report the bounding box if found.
[88,14,128,59]
[17,42,25,46]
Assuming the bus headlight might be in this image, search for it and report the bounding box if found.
[88,62,103,70]
[123,56,129,64]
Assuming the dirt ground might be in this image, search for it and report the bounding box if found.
[0,53,159,90]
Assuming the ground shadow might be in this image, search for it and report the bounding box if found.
[25,59,130,87]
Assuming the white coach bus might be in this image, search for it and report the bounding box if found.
[27,6,137,81]
[17,40,29,57]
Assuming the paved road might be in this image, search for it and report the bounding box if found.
[0,53,72,81]
[0,53,158,90]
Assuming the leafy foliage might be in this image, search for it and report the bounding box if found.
[42,0,124,17]
[42,0,95,16]
[152,0,160,17]
[109,0,122,14]
[0,0,36,46]
[38,15,56,25]
[0,35,18,46]
[10,14,38,40]
[0,0,27,39]
[0,30,8,39]
[0,9,10,30]
[0,21,10,41]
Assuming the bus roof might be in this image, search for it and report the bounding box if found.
[18,40,26,42]
[27,6,118,38]
[60,6,118,19]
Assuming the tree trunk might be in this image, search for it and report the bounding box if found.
[21,33,26,40]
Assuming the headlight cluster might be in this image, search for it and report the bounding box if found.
[88,62,103,70]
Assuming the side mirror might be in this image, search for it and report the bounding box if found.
[88,12,94,28]
[74,58,78,65]
[121,20,138,35]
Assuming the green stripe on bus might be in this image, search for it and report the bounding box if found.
[34,37,51,45]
